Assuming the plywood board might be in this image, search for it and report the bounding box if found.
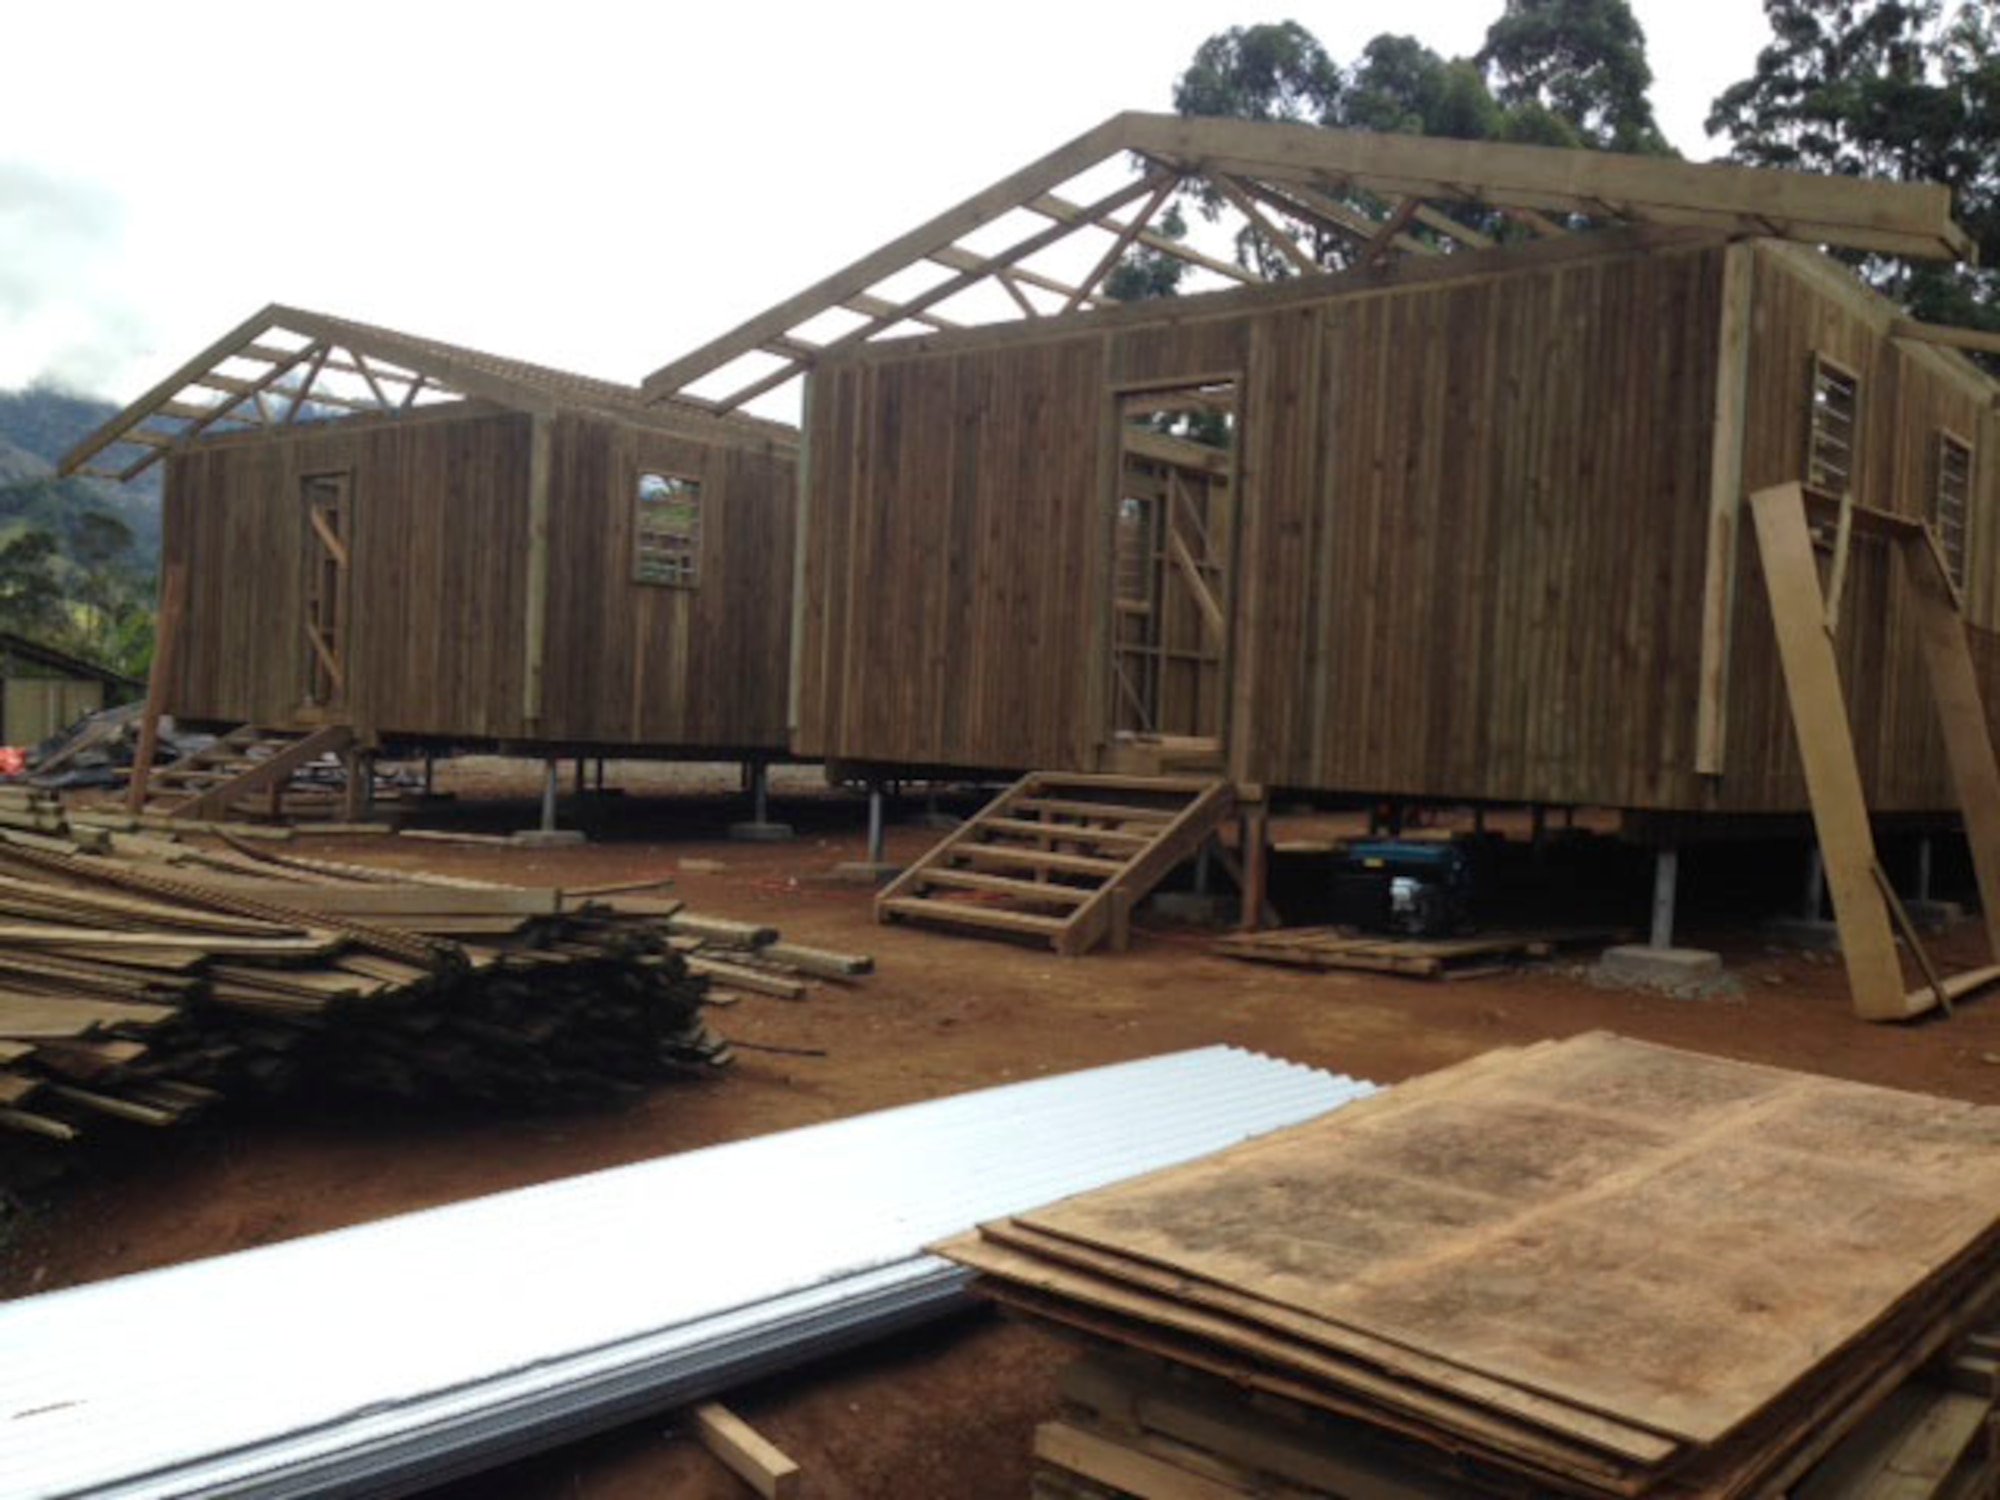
[1016,1034,2000,1448]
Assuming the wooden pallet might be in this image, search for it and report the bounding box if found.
[1213,925,1623,979]
[142,723,355,822]
[877,772,1236,956]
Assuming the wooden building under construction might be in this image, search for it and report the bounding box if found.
[646,114,1997,817]
[644,114,2000,976]
[63,308,799,810]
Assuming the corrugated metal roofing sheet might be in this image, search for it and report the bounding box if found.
[2,1046,1375,1499]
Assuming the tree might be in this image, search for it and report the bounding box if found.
[1708,0,2000,331]
[1346,35,1508,141]
[1171,21,1344,125]
[1481,0,1671,153]
[0,529,67,641]
[1104,204,1195,302]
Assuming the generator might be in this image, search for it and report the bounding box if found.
[1331,839,1475,938]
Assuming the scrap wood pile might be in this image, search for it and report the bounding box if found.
[938,1033,2000,1499]
[0,824,758,1156]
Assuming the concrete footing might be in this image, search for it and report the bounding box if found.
[728,820,795,843]
[1592,944,1737,999]
[830,860,902,886]
[1146,891,1237,926]
[1902,898,1965,932]
[1760,917,1842,952]
[512,829,587,849]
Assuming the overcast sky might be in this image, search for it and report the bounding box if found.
[1,0,1775,414]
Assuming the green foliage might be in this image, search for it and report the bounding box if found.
[1709,0,2000,342]
[1480,0,1671,153]
[1105,204,1195,302]
[0,385,160,676]
[0,530,67,641]
[1125,2,1676,287]
[1347,38,1510,141]
[1172,22,1345,124]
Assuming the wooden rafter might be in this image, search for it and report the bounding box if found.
[640,111,1971,412]
[1208,174,1320,275]
[1034,191,1258,286]
[1248,178,1434,260]
[1064,175,1179,312]
[995,271,1041,318]
[63,302,797,482]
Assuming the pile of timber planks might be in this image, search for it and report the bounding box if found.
[0,830,741,1156]
[938,1034,2000,1498]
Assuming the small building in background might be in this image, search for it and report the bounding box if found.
[0,632,142,748]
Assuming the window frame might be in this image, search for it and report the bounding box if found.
[1804,352,1861,499]
[1933,427,1974,592]
[632,468,704,589]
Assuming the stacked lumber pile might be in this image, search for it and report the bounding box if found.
[938,1034,2000,1499]
[0,831,733,1155]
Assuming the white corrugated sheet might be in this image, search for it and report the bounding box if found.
[1,1046,1374,1499]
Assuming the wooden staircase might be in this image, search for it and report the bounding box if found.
[877,772,1237,956]
[141,723,356,822]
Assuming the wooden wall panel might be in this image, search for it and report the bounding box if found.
[164,409,535,740]
[1717,245,1994,813]
[539,414,796,752]
[163,407,795,752]
[1261,245,1722,807]
[797,236,1998,813]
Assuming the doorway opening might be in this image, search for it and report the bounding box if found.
[1108,380,1237,759]
[300,471,352,711]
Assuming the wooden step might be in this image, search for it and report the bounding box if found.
[915,870,1095,905]
[1029,773,1219,795]
[953,845,1125,878]
[1012,797,1175,823]
[978,817,1152,851]
[880,771,1236,957]
[879,897,1066,936]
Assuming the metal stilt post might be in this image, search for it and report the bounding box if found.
[1650,846,1679,950]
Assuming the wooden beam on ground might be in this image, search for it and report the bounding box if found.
[1748,483,1915,1021]
[128,564,187,814]
[688,1403,800,1500]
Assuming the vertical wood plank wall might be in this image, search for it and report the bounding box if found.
[163,407,797,752]
[165,408,533,738]
[541,414,796,751]
[796,237,1998,814]
[1718,244,1997,813]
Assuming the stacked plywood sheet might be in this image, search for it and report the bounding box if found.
[0,830,733,1154]
[937,1034,2000,1498]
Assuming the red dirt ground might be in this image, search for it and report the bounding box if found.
[6,763,2000,1498]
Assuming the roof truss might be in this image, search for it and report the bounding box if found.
[641,111,1973,415]
[64,307,794,483]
